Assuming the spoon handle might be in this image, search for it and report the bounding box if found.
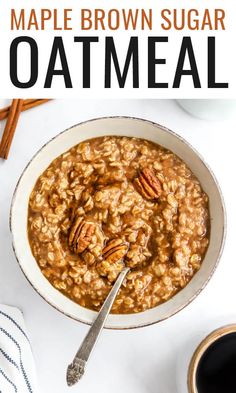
[66,267,130,386]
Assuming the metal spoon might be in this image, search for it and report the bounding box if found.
[66,266,130,386]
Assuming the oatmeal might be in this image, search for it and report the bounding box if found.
[28,136,209,313]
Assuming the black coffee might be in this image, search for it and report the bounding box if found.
[196,332,236,393]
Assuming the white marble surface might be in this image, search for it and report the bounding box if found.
[0,99,236,393]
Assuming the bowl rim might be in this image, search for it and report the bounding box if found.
[9,116,227,329]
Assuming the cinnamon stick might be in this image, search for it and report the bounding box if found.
[0,99,23,159]
[0,99,50,121]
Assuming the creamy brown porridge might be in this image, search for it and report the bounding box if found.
[28,136,209,314]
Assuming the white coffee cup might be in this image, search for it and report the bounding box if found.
[177,99,236,120]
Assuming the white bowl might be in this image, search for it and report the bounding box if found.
[10,117,226,329]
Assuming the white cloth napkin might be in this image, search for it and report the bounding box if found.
[0,304,38,393]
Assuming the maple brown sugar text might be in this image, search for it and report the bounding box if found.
[11,8,225,31]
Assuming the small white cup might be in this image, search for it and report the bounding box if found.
[177,99,236,121]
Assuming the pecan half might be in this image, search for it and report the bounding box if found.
[134,168,162,200]
[103,239,129,264]
[69,217,95,254]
